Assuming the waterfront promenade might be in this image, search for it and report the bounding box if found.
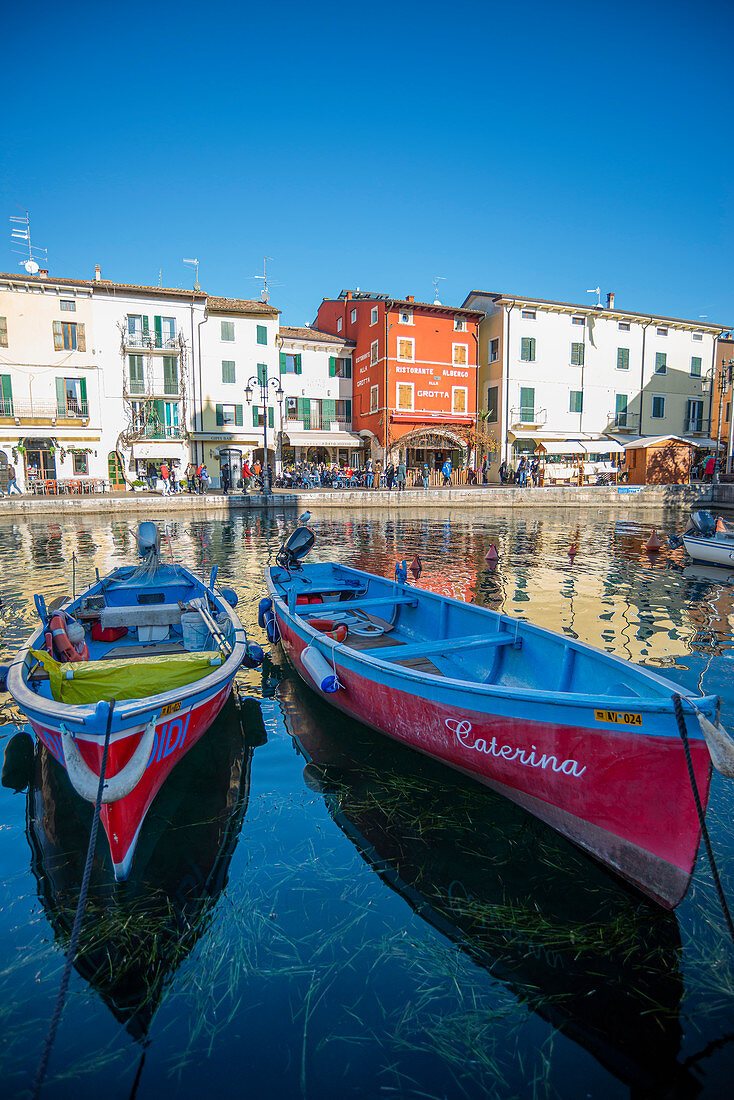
[0,482,714,518]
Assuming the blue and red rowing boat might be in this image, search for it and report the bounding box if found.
[263,532,727,908]
[6,523,252,880]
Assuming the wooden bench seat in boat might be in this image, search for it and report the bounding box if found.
[100,604,183,628]
[297,595,418,616]
[377,631,517,663]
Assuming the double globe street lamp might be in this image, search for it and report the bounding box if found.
[245,368,283,495]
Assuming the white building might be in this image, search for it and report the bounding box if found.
[277,326,361,467]
[462,289,729,478]
[196,295,281,486]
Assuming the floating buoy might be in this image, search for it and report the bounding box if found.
[409,554,422,577]
[646,530,662,552]
[485,544,499,562]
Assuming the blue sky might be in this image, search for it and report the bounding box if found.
[2,0,732,326]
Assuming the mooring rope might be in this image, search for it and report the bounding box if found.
[672,693,734,945]
[32,699,116,1098]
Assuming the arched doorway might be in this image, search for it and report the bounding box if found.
[108,451,126,489]
[395,427,467,472]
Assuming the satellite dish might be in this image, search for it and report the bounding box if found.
[22,259,39,274]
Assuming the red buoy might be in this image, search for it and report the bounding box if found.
[485,544,499,562]
[409,554,422,577]
[568,543,577,560]
[646,530,662,552]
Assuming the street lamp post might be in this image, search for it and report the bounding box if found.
[713,358,734,485]
[245,368,283,495]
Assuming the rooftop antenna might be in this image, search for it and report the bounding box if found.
[586,286,601,307]
[10,207,47,274]
[183,258,200,290]
[249,257,282,303]
[432,276,446,305]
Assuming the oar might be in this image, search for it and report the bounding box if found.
[196,604,233,655]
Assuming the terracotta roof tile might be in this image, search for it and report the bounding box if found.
[279,325,355,346]
[206,295,280,316]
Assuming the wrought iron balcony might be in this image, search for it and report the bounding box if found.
[124,332,179,350]
[509,406,547,428]
[129,423,185,440]
[0,400,89,421]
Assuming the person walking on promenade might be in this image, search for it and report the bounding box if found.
[704,454,715,482]
[160,461,170,495]
[146,461,157,491]
[195,462,203,494]
[385,462,395,491]
[241,458,251,489]
[498,460,508,485]
[170,464,179,493]
[482,455,490,484]
[517,457,527,487]
[185,462,195,493]
[441,458,452,486]
[221,462,230,495]
[422,462,430,489]
[366,457,374,488]
[199,464,210,494]
[7,464,22,494]
[397,458,406,491]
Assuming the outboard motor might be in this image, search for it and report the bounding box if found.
[689,510,716,539]
[276,526,315,571]
[137,522,161,559]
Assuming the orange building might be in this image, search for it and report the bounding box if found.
[315,290,483,471]
[711,336,734,475]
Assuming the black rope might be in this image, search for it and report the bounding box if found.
[32,699,116,1098]
[672,693,734,945]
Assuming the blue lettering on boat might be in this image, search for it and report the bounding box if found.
[446,719,587,778]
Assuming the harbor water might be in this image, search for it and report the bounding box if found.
[1,509,733,1098]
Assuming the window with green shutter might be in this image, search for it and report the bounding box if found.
[569,390,583,413]
[0,317,8,347]
[0,374,13,416]
[221,321,235,342]
[257,325,267,345]
[154,315,163,348]
[129,355,144,394]
[268,407,274,429]
[295,354,302,375]
[345,399,351,421]
[651,394,665,418]
[257,363,267,385]
[222,360,236,384]
[487,386,498,423]
[571,342,584,366]
[329,356,336,377]
[617,347,629,371]
[690,356,702,377]
[322,399,335,429]
[53,321,63,350]
[520,337,535,362]
[252,406,259,427]
[55,377,67,416]
[216,403,224,426]
[520,387,535,422]
[163,357,178,395]
[280,352,287,374]
[235,404,243,426]
[655,352,667,374]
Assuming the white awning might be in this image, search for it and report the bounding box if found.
[284,431,364,448]
[133,441,187,459]
[579,440,624,455]
[538,441,585,456]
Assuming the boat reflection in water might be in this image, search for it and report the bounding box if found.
[23,695,262,1041]
[277,669,698,1099]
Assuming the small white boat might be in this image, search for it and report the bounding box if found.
[683,510,734,568]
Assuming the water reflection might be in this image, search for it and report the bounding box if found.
[277,667,701,1098]
[25,697,259,1040]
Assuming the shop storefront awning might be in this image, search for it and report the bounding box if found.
[538,441,585,455]
[284,431,364,447]
[132,441,187,459]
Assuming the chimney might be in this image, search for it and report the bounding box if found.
[406,295,415,304]
[95,264,102,281]
[606,291,615,310]
[345,290,352,299]
[38,268,48,278]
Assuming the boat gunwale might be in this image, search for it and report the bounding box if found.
[266,564,718,721]
[7,562,247,728]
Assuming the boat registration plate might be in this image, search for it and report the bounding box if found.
[594,709,642,726]
[161,701,181,717]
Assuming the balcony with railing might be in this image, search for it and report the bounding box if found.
[124,330,179,350]
[129,420,185,440]
[0,398,89,422]
[125,364,182,398]
[284,398,352,431]
[510,405,547,428]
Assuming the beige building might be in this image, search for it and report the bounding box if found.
[462,289,729,480]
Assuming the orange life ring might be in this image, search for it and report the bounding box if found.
[309,618,348,643]
[49,613,89,663]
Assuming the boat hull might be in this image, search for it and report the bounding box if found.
[30,681,233,878]
[683,533,734,567]
[274,612,711,910]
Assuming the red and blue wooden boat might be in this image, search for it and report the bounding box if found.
[6,524,251,880]
[264,534,725,908]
